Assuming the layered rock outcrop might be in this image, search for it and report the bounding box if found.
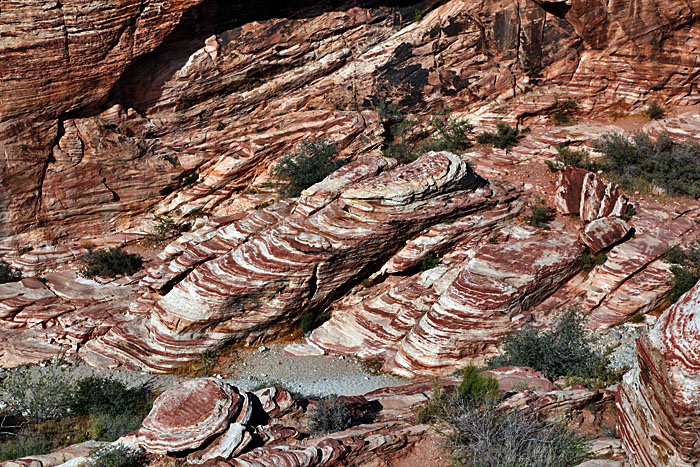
[617,280,700,466]
[79,152,494,372]
[3,0,700,241]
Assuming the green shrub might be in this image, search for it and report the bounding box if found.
[549,97,576,126]
[0,364,73,421]
[0,432,51,461]
[646,101,665,120]
[382,117,472,164]
[421,118,473,154]
[546,145,596,172]
[88,412,146,442]
[595,132,700,198]
[69,376,150,418]
[488,307,614,385]
[413,8,425,22]
[488,236,499,244]
[476,123,521,149]
[441,400,590,467]
[0,260,21,284]
[376,99,403,123]
[150,214,178,243]
[630,313,645,324]
[415,383,451,424]
[456,365,499,404]
[580,253,608,273]
[300,310,331,334]
[524,197,554,229]
[91,444,146,467]
[80,248,143,278]
[662,243,700,303]
[273,138,346,198]
[420,252,440,271]
[309,396,352,434]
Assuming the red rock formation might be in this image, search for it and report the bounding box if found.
[79,152,492,372]
[3,0,699,242]
[617,280,700,466]
[580,217,632,254]
[554,167,629,221]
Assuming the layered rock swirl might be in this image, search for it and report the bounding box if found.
[79,152,494,372]
[617,280,700,466]
[3,0,700,242]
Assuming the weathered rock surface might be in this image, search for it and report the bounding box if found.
[3,0,700,241]
[554,167,630,221]
[309,231,584,376]
[580,217,633,254]
[79,152,492,372]
[617,280,700,466]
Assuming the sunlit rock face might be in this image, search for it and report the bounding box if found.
[3,0,700,241]
[79,152,494,372]
[617,281,700,467]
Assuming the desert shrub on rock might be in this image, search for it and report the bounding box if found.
[415,365,499,424]
[524,197,555,229]
[272,138,346,198]
[150,214,179,244]
[0,363,73,421]
[91,444,146,467]
[596,132,700,197]
[580,252,607,273]
[300,310,331,334]
[549,97,576,125]
[0,260,21,284]
[663,243,700,303]
[646,101,665,120]
[546,144,595,172]
[476,123,521,149]
[441,399,590,467]
[80,247,143,278]
[309,395,352,434]
[382,116,472,164]
[488,307,614,386]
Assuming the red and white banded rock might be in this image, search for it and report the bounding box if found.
[80,153,492,372]
[384,233,585,376]
[307,201,521,361]
[554,167,629,221]
[138,378,247,454]
[579,217,632,254]
[617,280,700,466]
[254,386,298,419]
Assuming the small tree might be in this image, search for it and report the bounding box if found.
[150,214,178,244]
[273,138,346,198]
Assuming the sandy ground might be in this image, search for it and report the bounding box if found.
[3,343,408,398]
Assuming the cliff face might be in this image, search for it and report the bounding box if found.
[1,0,699,241]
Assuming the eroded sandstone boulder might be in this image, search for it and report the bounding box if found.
[554,167,630,221]
[580,217,633,254]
